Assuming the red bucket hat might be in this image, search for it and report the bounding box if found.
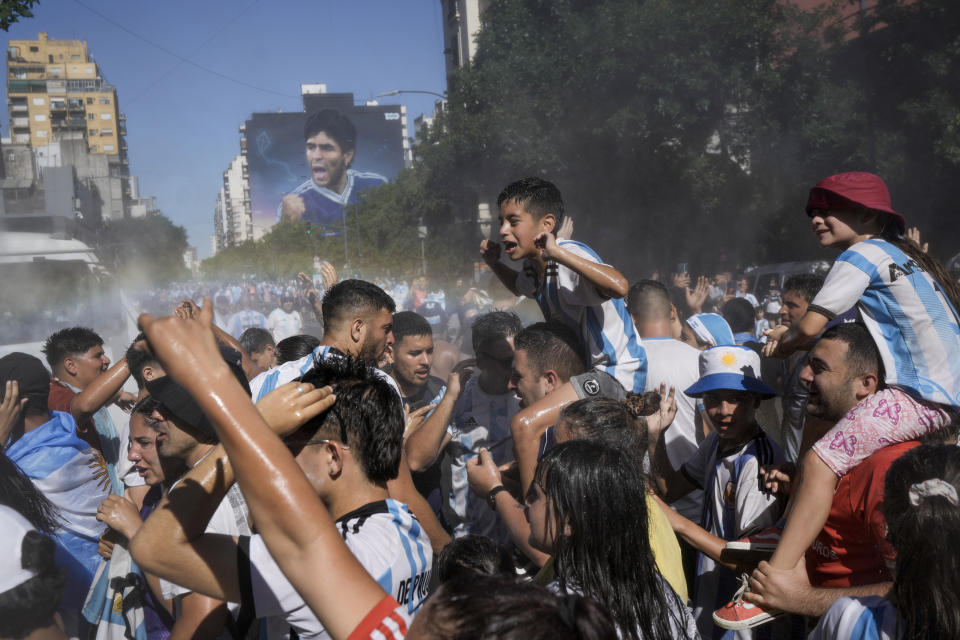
[805,171,905,234]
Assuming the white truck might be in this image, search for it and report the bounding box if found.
[0,231,137,361]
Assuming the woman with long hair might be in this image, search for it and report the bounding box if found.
[810,443,960,639]
[527,439,697,640]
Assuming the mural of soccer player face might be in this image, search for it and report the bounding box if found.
[306,131,354,195]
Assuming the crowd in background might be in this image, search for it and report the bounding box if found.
[2,173,960,640]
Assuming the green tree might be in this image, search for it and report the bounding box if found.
[97,212,189,285]
[0,0,39,31]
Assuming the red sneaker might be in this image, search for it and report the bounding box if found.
[722,525,781,564]
[712,574,783,630]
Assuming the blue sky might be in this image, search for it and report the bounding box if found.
[1,0,447,257]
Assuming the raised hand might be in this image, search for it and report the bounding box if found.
[533,231,559,261]
[403,403,436,438]
[446,359,476,400]
[256,381,336,438]
[139,298,227,389]
[685,275,710,313]
[480,239,501,265]
[96,494,142,540]
[556,215,575,240]
[906,226,929,253]
[280,194,306,222]
[466,448,504,498]
[0,380,27,445]
[647,383,677,444]
[319,261,339,289]
[762,325,789,358]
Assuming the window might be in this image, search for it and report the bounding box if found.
[88,113,95,120]
[36,130,47,138]
[100,129,112,136]
[89,145,98,152]
[48,54,53,63]
[89,129,97,135]
[71,54,81,60]
[9,46,19,57]
[99,98,110,105]
[71,66,79,72]
[100,113,112,120]
[33,114,47,122]
[32,97,45,105]
[103,144,114,152]
[29,46,38,52]
[86,97,94,104]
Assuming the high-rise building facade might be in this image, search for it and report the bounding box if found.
[5,32,131,220]
[212,154,253,254]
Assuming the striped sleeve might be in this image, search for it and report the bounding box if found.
[556,241,607,308]
[346,595,410,640]
[810,249,873,318]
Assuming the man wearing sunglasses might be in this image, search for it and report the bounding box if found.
[132,356,432,638]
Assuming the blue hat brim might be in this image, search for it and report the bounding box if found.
[685,372,776,399]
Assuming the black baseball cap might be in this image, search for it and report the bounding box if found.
[0,353,50,414]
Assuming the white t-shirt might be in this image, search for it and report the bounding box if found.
[515,239,647,393]
[267,308,304,343]
[160,480,251,601]
[237,499,432,640]
[641,337,704,521]
[441,376,519,543]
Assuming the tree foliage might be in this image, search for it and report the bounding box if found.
[0,0,39,31]
[97,212,190,285]
[215,0,960,282]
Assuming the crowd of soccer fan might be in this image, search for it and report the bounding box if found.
[2,172,959,640]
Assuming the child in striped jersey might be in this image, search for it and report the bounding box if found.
[480,177,646,394]
[715,172,960,630]
[809,443,960,640]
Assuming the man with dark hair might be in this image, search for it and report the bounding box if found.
[737,323,905,620]
[132,357,432,637]
[238,327,276,376]
[627,280,706,525]
[247,280,450,554]
[125,334,166,396]
[43,327,138,496]
[390,311,446,409]
[279,108,387,227]
[142,375,252,640]
[405,311,522,543]
[778,274,827,462]
[509,321,586,408]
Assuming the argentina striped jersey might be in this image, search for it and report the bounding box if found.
[249,345,402,403]
[810,239,960,406]
[515,239,647,393]
[239,499,432,640]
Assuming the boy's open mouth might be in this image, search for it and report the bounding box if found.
[503,240,518,253]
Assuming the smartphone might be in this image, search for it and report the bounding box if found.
[678,263,688,275]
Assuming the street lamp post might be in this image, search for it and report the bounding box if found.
[375,89,446,100]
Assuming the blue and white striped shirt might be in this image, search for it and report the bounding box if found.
[249,345,401,402]
[810,239,960,407]
[515,239,647,393]
[809,596,900,640]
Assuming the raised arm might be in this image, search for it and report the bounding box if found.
[537,233,629,299]
[763,309,830,359]
[511,383,579,494]
[138,302,391,640]
[71,357,130,419]
[480,240,520,296]
[404,360,472,471]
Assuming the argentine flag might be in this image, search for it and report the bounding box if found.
[5,411,110,615]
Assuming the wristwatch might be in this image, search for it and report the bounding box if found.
[487,485,508,509]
